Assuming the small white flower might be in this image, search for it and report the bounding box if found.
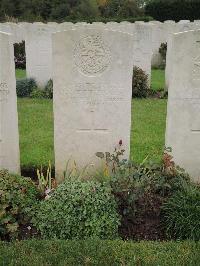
[45,195,51,200]
[45,188,51,195]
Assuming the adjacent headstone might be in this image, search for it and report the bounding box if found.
[166,30,200,182]
[0,23,25,44]
[59,22,75,31]
[0,31,20,173]
[25,23,56,87]
[133,23,152,83]
[165,22,200,90]
[107,22,152,82]
[53,28,134,180]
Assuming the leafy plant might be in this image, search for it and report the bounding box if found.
[16,78,37,97]
[162,183,200,241]
[96,146,190,239]
[30,80,53,99]
[32,178,120,240]
[132,66,149,98]
[44,79,53,99]
[30,88,45,99]
[36,161,56,197]
[0,170,40,240]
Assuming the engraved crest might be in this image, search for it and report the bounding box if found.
[74,35,111,76]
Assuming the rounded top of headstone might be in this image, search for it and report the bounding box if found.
[178,20,190,24]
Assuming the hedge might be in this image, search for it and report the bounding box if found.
[145,0,200,22]
[0,240,199,265]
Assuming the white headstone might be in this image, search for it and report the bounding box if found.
[151,21,167,67]
[25,23,55,87]
[59,22,75,31]
[53,28,134,180]
[0,23,24,43]
[165,22,200,91]
[133,23,152,83]
[166,30,200,182]
[109,22,152,82]
[0,32,20,173]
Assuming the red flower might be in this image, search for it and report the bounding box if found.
[119,140,123,146]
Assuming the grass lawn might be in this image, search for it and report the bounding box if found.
[16,68,167,169]
[0,240,199,265]
[18,98,54,169]
[16,69,26,79]
[151,68,166,91]
[18,98,167,169]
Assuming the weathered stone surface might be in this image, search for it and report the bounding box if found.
[104,22,152,82]
[0,23,24,43]
[151,21,166,67]
[53,28,134,180]
[133,23,152,83]
[166,30,200,182]
[0,32,20,174]
[25,23,56,87]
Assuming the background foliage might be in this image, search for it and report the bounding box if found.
[0,0,151,22]
[145,0,200,22]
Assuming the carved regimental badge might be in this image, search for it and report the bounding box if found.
[74,35,111,76]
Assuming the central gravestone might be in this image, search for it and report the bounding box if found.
[53,28,134,180]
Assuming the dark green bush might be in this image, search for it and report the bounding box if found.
[103,0,144,18]
[162,184,200,241]
[145,0,200,22]
[16,78,37,97]
[30,88,45,99]
[0,170,40,240]
[132,66,149,98]
[14,41,26,69]
[44,79,53,99]
[33,178,120,239]
[30,80,53,99]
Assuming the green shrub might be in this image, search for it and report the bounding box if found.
[30,88,45,99]
[132,66,149,98]
[44,79,53,99]
[30,80,53,99]
[162,184,200,241]
[16,78,37,97]
[0,170,40,240]
[33,178,120,239]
